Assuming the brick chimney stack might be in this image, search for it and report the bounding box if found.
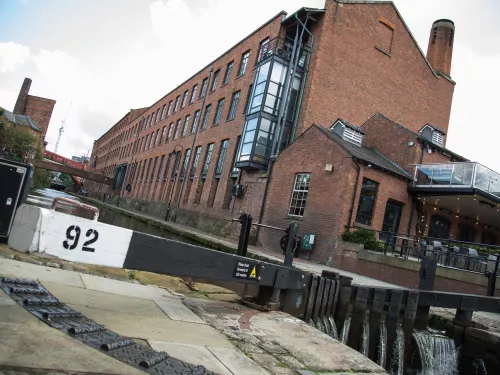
[13,77,32,114]
[426,19,455,77]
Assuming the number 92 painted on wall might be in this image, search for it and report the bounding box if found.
[63,225,99,252]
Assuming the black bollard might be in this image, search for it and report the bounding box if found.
[237,213,252,257]
[486,254,499,297]
[283,221,298,267]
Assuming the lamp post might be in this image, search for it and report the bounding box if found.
[164,144,183,221]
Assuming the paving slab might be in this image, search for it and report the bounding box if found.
[148,341,233,375]
[0,295,144,375]
[0,258,84,288]
[42,281,168,319]
[80,273,172,300]
[69,304,232,348]
[207,347,271,375]
[154,298,206,324]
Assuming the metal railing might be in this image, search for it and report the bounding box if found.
[257,37,309,68]
[412,162,500,198]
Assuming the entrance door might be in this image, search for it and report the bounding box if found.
[380,201,403,243]
[0,163,26,237]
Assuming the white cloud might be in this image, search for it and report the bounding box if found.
[0,42,30,73]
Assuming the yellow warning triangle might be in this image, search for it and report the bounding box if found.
[249,266,257,278]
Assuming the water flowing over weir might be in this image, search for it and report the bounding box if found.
[360,316,370,357]
[389,326,405,375]
[340,316,351,344]
[412,331,458,375]
[378,323,387,369]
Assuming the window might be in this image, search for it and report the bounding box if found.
[140,161,146,180]
[144,135,149,151]
[215,139,229,177]
[159,126,166,144]
[182,90,189,108]
[288,174,311,217]
[162,154,172,180]
[150,157,158,180]
[182,115,190,137]
[432,131,444,147]
[223,61,233,85]
[201,143,214,178]
[171,151,181,180]
[191,110,201,133]
[428,215,451,239]
[257,37,270,63]
[145,159,152,182]
[244,84,253,114]
[167,101,173,115]
[213,98,225,126]
[155,110,161,123]
[161,104,167,119]
[343,127,363,146]
[154,130,159,146]
[174,96,180,112]
[200,78,209,99]
[355,178,379,225]
[190,84,198,104]
[180,149,191,178]
[167,123,174,140]
[190,146,202,177]
[201,104,212,130]
[227,91,240,121]
[146,116,150,128]
[149,132,155,148]
[174,119,181,139]
[238,50,250,76]
[211,70,220,92]
[157,155,165,180]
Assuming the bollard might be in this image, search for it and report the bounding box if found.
[486,254,499,297]
[283,221,298,267]
[237,213,252,257]
[419,256,437,291]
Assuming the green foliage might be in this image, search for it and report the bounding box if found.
[31,146,50,190]
[0,118,37,160]
[342,229,385,251]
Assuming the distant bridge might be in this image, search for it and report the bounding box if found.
[30,151,115,186]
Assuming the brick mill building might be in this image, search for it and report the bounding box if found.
[87,0,500,263]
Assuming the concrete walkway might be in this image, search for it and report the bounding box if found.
[76,196,400,289]
[0,257,386,374]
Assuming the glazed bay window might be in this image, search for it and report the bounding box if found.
[191,110,200,133]
[227,91,240,121]
[235,116,276,169]
[201,104,211,130]
[288,173,311,217]
[200,78,209,99]
[355,178,379,225]
[201,143,214,179]
[214,139,229,178]
[213,98,224,126]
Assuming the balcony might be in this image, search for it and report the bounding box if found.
[257,37,309,68]
[411,162,500,199]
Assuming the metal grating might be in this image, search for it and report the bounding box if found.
[0,277,218,375]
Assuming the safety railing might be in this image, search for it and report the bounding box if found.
[412,162,500,198]
[257,37,309,68]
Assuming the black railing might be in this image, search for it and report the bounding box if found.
[257,37,309,68]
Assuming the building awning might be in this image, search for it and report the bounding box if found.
[281,7,325,27]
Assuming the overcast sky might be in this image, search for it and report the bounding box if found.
[1,0,499,171]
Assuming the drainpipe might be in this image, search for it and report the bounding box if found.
[290,13,315,143]
[347,158,361,229]
[172,68,213,222]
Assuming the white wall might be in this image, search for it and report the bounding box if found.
[9,205,133,268]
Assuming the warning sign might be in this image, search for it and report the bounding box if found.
[233,261,259,280]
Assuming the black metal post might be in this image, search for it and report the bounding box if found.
[237,213,252,257]
[384,232,392,255]
[284,221,298,267]
[419,256,437,291]
[486,254,499,297]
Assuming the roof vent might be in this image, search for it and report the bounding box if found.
[332,120,363,146]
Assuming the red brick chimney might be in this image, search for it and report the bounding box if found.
[426,19,455,77]
[13,77,32,115]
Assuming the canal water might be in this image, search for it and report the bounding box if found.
[27,188,199,246]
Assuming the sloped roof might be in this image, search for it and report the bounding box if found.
[1,107,42,132]
[314,124,411,179]
[333,118,366,135]
[419,123,447,135]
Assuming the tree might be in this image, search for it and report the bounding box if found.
[0,109,37,161]
[31,146,50,190]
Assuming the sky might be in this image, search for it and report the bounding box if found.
[0,0,499,171]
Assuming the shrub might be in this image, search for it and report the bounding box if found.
[342,229,377,246]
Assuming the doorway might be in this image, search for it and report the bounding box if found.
[380,200,403,243]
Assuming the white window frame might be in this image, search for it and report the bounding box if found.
[343,127,363,145]
[288,173,311,217]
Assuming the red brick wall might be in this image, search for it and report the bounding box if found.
[24,95,56,141]
[298,1,455,137]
